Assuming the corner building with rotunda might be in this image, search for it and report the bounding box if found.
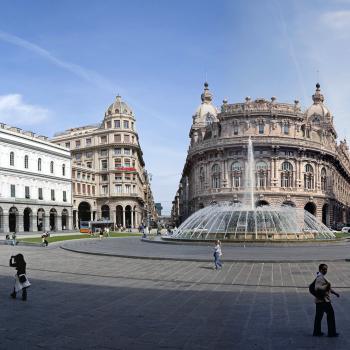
[172,83,350,229]
[52,95,156,229]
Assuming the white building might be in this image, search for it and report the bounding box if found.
[0,123,72,233]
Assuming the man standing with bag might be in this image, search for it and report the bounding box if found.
[313,263,340,337]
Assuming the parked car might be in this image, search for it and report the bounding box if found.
[341,227,350,233]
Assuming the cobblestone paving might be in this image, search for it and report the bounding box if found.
[1,244,350,349]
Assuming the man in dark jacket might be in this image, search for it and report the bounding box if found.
[313,263,340,337]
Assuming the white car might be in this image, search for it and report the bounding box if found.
[341,227,350,233]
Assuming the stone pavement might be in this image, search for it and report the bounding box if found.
[61,236,350,261]
[1,243,350,349]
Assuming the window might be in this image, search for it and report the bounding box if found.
[256,162,268,188]
[92,186,95,195]
[38,158,42,171]
[65,142,70,148]
[125,185,131,193]
[102,185,108,195]
[82,184,86,194]
[125,174,131,181]
[115,173,122,181]
[211,164,221,189]
[77,172,81,179]
[304,164,314,190]
[114,148,122,155]
[76,153,82,160]
[86,151,92,158]
[258,124,264,134]
[115,158,122,168]
[231,162,242,188]
[132,136,135,143]
[124,158,131,167]
[63,191,67,202]
[115,184,122,193]
[62,164,66,176]
[114,120,121,128]
[51,189,55,201]
[321,168,327,191]
[86,138,91,146]
[75,140,81,148]
[281,161,293,187]
[77,183,81,193]
[124,148,131,155]
[101,159,108,170]
[233,126,239,135]
[283,124,289,135]
[25,186,30,199]
[114,134,121,142]
[206,114,214,126]
[87,162,92,168]
[38,188,43,200]
[100,136,107,144]
[123,120,129,129]
[82,173,86,180]
[306,129,310,138]
[50,161,54,174]
[124,134,130,143]
[87,185,91,195]
[106,121,111,128]
[101,174,108,181]
[10,152,14,166]
[24,155,29,169]
[199,167,205,190]
[10,184,15,197]
[100,149,108,156]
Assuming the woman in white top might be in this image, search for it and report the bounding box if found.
[213,240,222,270]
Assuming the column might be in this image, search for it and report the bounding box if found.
[72,210,77,229]
[90,211,93,221]
[122,210,126,228]
[44,215,50,231]
[57,215,62,231]
[66,215,73,231]
[2,212,9,233]
[131,210,134,228]
[31,215,38,232]
[17,214,24,232]
[112,210,117,227]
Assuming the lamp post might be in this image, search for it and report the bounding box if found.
[147,173,152,229]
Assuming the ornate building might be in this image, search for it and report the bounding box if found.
[172,83,350,229]
[0,123,72,233]
[52,95,156,229]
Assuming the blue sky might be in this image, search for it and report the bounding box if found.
[1,0,350,214]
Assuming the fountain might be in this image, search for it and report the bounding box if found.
[169,137,335,241]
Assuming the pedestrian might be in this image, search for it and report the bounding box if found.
[41,233,49,247]
[99,228,104,240]
[11,232,17,246]
[9,254,30,301]
[213,240,222,270]
[313,263,340,337]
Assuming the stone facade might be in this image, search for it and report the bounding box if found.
[172,83,350,229]
[0,123,72,233]
[51,95,156,229]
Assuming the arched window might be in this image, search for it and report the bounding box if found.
[38,158,42,171]
[62,164,66,176]
[304,164,314,190]
[281,161,293,187]
[50,161,54,174]
[199,167,205,190]
[256,161,268,188]
[283,124,289,135]
[211,164,220,189]
[10,152,14,166]
[24,155,29,169]
[231,162,242,188]
[206,114,214,126]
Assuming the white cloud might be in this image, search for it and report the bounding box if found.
[0,94,50,125]
[321,10,350,31]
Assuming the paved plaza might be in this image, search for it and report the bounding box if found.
[1,238,350,349]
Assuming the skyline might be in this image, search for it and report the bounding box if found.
[1,0,350,214]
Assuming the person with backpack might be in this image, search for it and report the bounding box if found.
[311,263,340,337]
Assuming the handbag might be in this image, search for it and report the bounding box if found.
[19,274,27,283]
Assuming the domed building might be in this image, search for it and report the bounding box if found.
[52,95,157,229]
[172,83,350,229]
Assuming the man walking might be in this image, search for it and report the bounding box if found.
[313,263,340,337]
